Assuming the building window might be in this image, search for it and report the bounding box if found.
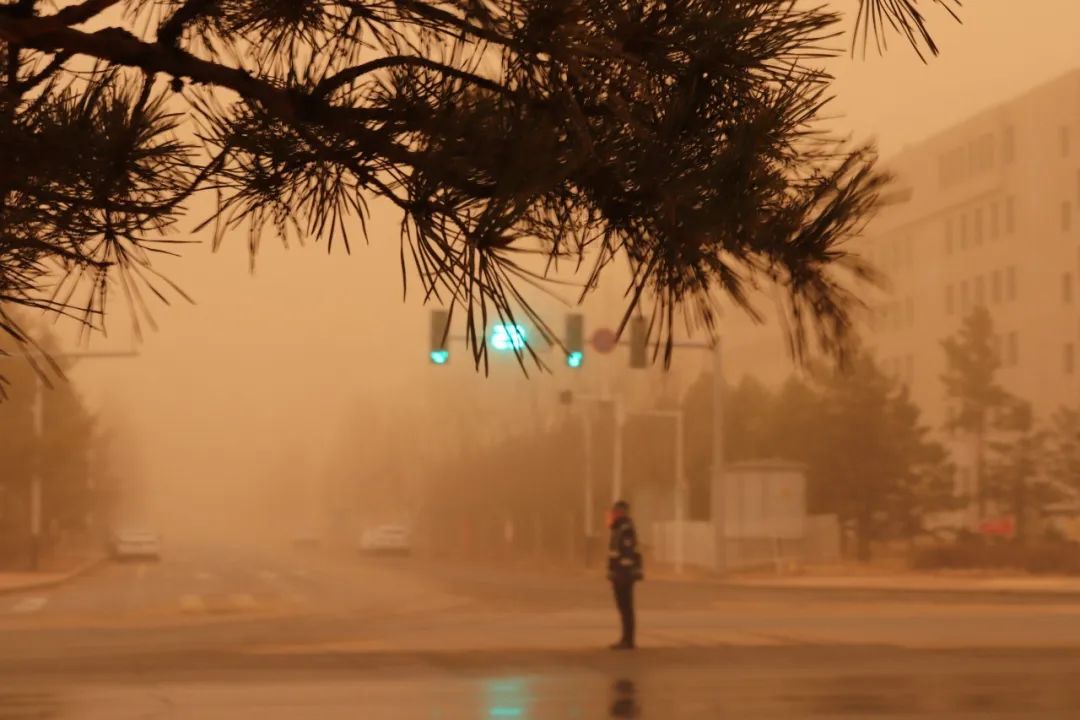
[958,466,974,495]
[1005,196,1015,234]
[991,270,1003,303]
[974,208,984,245]
[990,202,1000,239]
[945,218,954,254]
[1062,126,1071,158]
[1066,343,1076,375]
[945,285,955,314]
[993,334,1003,362]
[905,355,914,386]
[960,214,969,250]
[1006,266,1017,301]
[1064,202,1073,232]
[974,276,986,306]
[960,280,971,313]
[1006,331,1019,367]
[1003,126,1015,164]
[1066,273,1074,303]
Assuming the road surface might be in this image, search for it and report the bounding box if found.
[4,542,1080,718]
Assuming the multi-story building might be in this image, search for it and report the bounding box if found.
[862,69,1080,431]
[721,70,1080,524]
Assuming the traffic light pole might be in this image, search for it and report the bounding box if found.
[434,308,726,574]
[590,335,726,575]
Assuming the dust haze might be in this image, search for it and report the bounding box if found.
[56,2,1076,552]
[8,3,1080,717]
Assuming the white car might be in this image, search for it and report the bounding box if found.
[358,525,412,556]
[109,529,162,561]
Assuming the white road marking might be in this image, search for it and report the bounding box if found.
[228,594,258,611]
[258,570,278,582]
[292,569,309,578]
[195,572,212,581]
[179,594,205,614]
[11,596,48,614]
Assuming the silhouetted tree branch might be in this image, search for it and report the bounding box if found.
[0,0,961,370]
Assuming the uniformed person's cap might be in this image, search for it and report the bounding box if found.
[612,500,630,512]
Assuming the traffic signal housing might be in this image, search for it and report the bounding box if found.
[429,309,450,365]
[565,313,584,368]
[629,316,647,368]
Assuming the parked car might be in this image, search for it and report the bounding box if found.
[358,525,412,556]
[108,529,162,561]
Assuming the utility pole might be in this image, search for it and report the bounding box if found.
[710,340,727,575]
[30,373,44,571]
[25,347,138,571]
[625,408,687,574]
[610,398,624,503]
[581,404,595,539]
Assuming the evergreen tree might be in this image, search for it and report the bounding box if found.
[985,415,1056,544]
[941,306,1024,520]
[813,351,952,561]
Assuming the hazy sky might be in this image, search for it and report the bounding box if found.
[62,2,1080,528]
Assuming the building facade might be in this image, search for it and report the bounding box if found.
[721,70,1080,525]
[862,69,1080,431]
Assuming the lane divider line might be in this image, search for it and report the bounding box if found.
[11,596,48,614]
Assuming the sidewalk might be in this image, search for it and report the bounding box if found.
[0,555,104,597]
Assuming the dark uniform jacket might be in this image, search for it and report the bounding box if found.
[607,516,643,583]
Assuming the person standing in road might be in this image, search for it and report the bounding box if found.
[607,500,642,650]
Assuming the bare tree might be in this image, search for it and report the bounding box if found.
[0,1,959,369]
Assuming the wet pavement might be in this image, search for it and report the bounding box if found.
[5,546,1080,717]
[5,645,1080,718]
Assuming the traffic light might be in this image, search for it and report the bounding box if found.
[429,308,450,364]
[490,323,528,352]
[629,316,647,368]
[565,313,584,368]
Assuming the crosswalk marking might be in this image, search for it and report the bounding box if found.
[11,596,48,614]
[179,594,205,613]
[228,593,257,611]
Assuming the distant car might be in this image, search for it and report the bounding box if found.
[358,525,412,556]
[108,529,161,561]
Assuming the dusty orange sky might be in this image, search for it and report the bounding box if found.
[60,2,1080,530]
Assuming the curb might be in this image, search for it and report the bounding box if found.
[616,569,1080,598]
[0,555,107,598]
[716,578,1080,599]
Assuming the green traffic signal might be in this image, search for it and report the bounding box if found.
[430,309,450,365]
[565,313,584,369]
